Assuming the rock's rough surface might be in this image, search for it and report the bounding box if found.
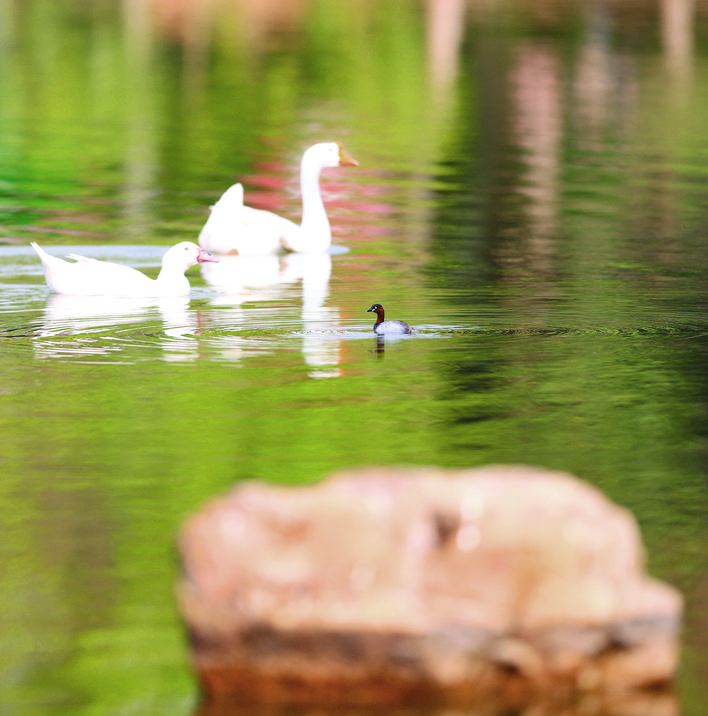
[176,465,682,705]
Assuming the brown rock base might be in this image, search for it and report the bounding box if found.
[176,465,682,706]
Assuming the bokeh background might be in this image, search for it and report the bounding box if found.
[1,0,708,714]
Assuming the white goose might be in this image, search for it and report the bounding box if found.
[31,241,218,297]
[198,141,359,255]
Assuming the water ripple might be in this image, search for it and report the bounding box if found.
[470,324,708,338]
[4,299,708,366]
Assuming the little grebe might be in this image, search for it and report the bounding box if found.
[366,303,413,335]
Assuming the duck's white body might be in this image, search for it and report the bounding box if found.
[31,241,217,297]
[374,320,412,335]
[198,142,358,256]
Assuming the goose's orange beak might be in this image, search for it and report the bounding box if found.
[337,142,359,167]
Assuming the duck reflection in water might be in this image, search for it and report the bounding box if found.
[34,293,200,362]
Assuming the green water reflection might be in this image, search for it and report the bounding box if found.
[1,1,708,715]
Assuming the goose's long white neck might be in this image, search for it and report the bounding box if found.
[296,157,331,253]
[156,264,189,294]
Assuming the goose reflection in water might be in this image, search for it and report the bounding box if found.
[200,252,331,305]
[33,293,200,363]
[288,252,341,377]
[201,251,342,376]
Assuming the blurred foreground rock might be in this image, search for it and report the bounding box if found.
[176,465,682,707]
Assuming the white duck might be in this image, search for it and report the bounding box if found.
[198,141,359,255]
[31,241,218,297]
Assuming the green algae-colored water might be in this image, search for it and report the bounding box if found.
[1,1,708,714]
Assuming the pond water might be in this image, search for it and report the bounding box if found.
[1,1,708,714]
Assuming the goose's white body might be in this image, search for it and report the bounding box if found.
[31,241,217,297]
[198,142,358,256]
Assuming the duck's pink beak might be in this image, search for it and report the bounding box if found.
[337,142,359,167]
[197,247,219,263]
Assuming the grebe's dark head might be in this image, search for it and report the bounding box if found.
[367,303,385,326]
